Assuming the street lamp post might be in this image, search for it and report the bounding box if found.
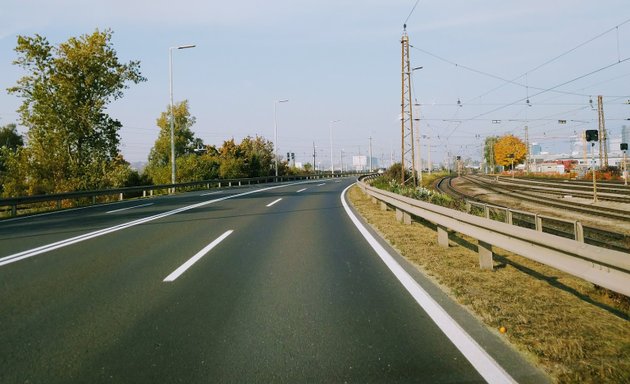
[330,120,340,175]
[274,99,289,177]
[169,44,195,192]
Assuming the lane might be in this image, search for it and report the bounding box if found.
[0,178,533,383]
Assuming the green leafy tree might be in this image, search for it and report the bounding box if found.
[144,100,198,184]
[6,29,145,195]
[0,123,24,176]
[483,136,499,173]
[494,134,527,169]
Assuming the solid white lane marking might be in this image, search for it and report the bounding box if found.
[106,203,154,214]
[163,230,233,282]
[317,183,326,186]
[341,185,516,384]
[200,191,221,196]
[0,184,291,268]
[266,198,282,207]
[296,188,307,193]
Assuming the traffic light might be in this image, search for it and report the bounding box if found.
[585,130,598,142]
[291,153,295,160]
[621,143,628,151]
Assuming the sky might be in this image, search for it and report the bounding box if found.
[1,0,629,169]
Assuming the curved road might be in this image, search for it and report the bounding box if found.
[0,178,545,383]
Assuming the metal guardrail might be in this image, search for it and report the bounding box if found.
[357,178,630,297]
[0,173,356,218]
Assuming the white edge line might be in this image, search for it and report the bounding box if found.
[296,188,307,193]
[0,184,291,267]
[340,184,517,384]
[106,203,154,214]
[266,198,282,207]
[317,183,326,186]
[200,191,221,196]
[163,230,233,282]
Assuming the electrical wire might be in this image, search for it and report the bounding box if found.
[403,0,421,27]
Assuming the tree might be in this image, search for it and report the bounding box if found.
[0,123,24,174]
[483,136,499,172]
[6,29,145,194]
[494,135,527,169]
[144,100,198,184]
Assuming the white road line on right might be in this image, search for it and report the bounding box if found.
[266,198,282,207]
[341,185,516,384]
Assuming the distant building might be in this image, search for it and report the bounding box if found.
[530,142,541,155]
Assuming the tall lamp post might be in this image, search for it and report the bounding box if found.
[274,99,289,177]
[329,120,340,175]
[169,44,195,190]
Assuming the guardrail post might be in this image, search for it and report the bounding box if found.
[238,181,241,186]
[119,193,123,201]
[11,204,16,217]
[219,182,222,188]
[403,212,412,225]
[142,190,146,198]
[150,190,154,197]
[505,209,512,224]
[575,221,584,242]
[484,205,490,219]
[57,200,61,210]
[437,225,449,248]
[93,196,97,204]
[478,241,494,270]
[396,208,403,223]
[229,182,232,187]
[535,214,543,232]
[465,201,471,213]
[380,201,387,211]
[371,197,378,204]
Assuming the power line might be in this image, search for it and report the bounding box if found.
[403,0,421,26]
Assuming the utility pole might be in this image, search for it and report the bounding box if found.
[598,95,608,168]
[312,141,316,173]
[400,25,416,186]
[369,136,373,172]
[524,126,530,174]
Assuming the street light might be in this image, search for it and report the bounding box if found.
[330,120,340,175]
[169,44,196,191]
[274,99,289,177]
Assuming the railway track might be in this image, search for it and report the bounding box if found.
[463,175,630,222]
[474,174,630,203]
[433,175,630,252]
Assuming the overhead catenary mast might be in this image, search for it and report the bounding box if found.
[400,25,417,186]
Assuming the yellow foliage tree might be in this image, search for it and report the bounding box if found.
[494,135,527,169]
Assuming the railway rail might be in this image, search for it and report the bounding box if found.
[433,175,630,253]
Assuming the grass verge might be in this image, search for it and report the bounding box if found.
[347,185,630,384]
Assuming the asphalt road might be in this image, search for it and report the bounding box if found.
[0,178,544,383]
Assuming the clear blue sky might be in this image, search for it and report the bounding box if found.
[1,0,629,168]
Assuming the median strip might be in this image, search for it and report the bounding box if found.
[0,184,292,268]
[163,230,233,282]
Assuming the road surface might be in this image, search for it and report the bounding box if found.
[0,178,546,383]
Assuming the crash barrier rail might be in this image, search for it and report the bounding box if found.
[0,173,358,218]
[465,200,585,242]
[357,177,630,297]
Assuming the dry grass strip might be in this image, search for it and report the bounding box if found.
[347,185,630,384]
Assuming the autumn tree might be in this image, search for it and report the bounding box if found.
[494,134,527,170]
[6,29,145,195]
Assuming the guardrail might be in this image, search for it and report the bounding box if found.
[357,178,630,297]
[0,173,356,218]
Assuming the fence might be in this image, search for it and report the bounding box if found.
[358,178,630,297]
